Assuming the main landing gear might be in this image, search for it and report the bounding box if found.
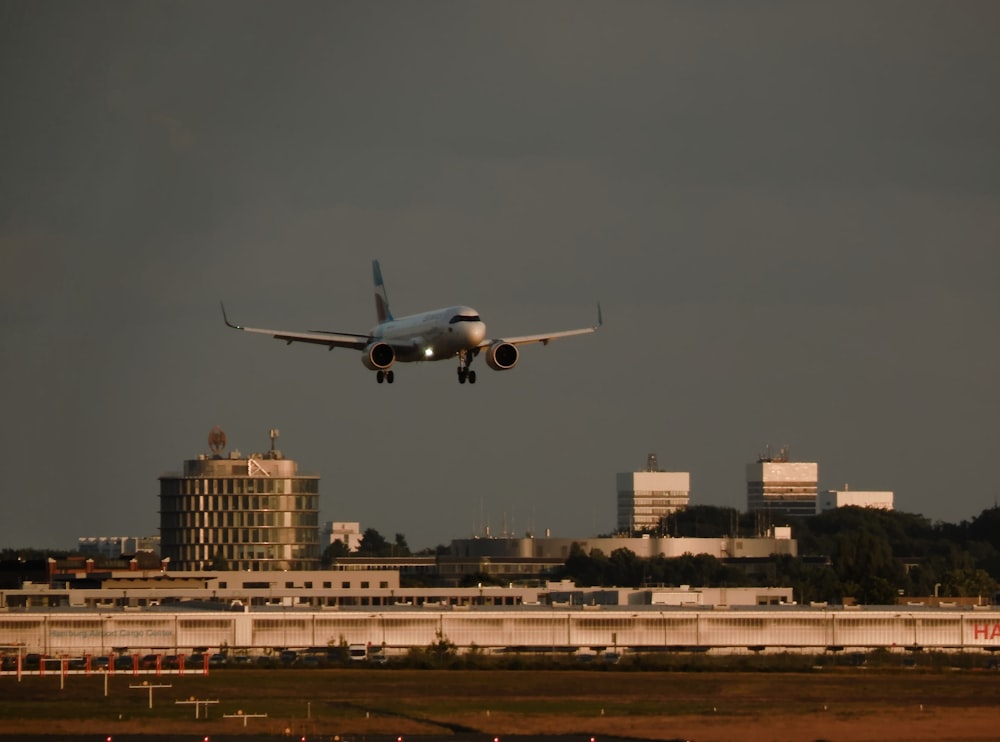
[457,350,477,384]
[376,369,395,384]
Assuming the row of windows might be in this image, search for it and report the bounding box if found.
[164,542,318,561]
[622,506,687,515]
[161,511,318,529]
[161,528,318,547]
[220,560,318,572]
[621,491,690,497]
[747,484,817,495]
[160,478,319,496]
[160,494,318,512]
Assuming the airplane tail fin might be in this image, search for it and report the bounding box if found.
[373,260,393,323]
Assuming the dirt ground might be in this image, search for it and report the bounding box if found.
[2,668,999,741]
[2,707,997,741]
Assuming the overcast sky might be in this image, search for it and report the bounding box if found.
[2,2,998,552]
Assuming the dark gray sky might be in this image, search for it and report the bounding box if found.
[2,2,998,551]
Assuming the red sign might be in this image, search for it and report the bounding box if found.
[972,623,1000,640]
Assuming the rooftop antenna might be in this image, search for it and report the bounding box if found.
[646,453,659,472]
[269,428,280,452]
[208,426,226,456]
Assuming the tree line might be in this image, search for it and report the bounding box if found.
[554,505,1000,604]
[7,506,1000,606]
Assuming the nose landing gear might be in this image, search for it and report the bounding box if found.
[457,350,477,384]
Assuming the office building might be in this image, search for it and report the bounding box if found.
[746,447,818,518]
[77,535,160,559]
[323,521,362,551]
[158,427,320,571]
[616,454,690,533]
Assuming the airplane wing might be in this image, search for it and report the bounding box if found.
[221,303,370,350]
[479,304,602,348]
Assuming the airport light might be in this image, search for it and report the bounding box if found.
[224,710,268,728]
[129,681,171,709]
[175,697,220,719]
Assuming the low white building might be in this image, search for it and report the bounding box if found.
[451,529,797,561]
[817,489,894,513]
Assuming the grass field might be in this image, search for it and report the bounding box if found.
[2,663,1000,740]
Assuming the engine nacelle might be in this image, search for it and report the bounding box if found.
[362,342,395,371]
[485,341,519,371]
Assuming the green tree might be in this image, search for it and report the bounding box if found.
[209,551,229,570]
[561,544,610,586]
[393,533,411,556]
[321,539,350,566]
[356,528,391,557]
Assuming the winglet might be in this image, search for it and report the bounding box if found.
[373,259,394,324]
[596,302,603,328]
[220,301,242,330]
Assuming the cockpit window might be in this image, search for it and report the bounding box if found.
[449,314,481,324]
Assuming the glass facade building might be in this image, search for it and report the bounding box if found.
[159,451,320,571]
[746,456,818,519]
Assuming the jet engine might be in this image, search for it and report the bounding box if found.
[485,341,519,370]
[362,342,395,370]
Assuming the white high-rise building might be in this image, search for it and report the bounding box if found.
[746,447,818,519]
[616,454,690,534]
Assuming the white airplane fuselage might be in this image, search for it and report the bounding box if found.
[371,305,486,363]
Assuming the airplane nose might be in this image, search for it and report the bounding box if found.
[467,322,486,346]
[462,322,486,347]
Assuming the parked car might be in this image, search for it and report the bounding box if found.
[185,653,207,669]
[114,655,135,671]
[209,653,228,667]
[140,654,160,669]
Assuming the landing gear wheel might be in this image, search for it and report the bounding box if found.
[376,370,385,384]
[386,370,395,384]
[457,350,476,384]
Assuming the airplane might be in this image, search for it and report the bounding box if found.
[221,260,601,384]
